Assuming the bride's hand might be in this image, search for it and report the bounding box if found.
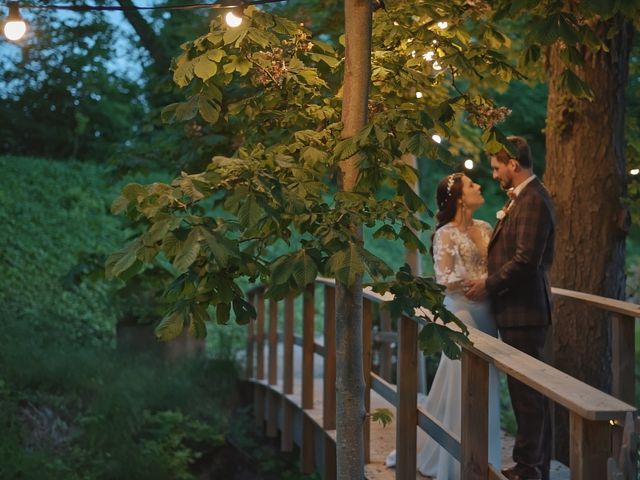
[464,279,488,301]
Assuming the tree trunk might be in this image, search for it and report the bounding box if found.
[544,15,634,464]
[116,0,172,75]
[335,1,372,478]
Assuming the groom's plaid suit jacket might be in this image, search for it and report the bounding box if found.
[485,178,556,328]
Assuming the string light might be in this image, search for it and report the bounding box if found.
[3,2,26,41]
[2,0,283,41]
[437,21,448,29]
[225,9,243,27]
[422,51,435,61]
[431,134,442,144]
[464,159,474,170]
[221,0,244,27]
[415,91,423,98]
[630,168,639,176]
[432,61,443,71]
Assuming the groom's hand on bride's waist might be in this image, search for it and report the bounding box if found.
[464,279,487,301]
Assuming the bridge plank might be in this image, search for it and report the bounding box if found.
[250,359,568,480]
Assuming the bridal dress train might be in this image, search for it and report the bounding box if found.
[385,220,501,479]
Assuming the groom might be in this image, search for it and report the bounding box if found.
[465,136,555,480]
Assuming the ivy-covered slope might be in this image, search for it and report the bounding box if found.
[0,155,125,342]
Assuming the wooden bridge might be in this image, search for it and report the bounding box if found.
[244,278,639,480]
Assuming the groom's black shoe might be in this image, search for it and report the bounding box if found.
[501,464,542,480]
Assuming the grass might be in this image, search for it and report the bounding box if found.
[0,155,246,479]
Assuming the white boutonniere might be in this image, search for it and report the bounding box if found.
[496,188,516,221]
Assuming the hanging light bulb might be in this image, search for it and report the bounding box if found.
[422,51,435,62]
[3,2,27,41]
[464,159,474,170]
[415,91,423,99]
[431,134,442,144]
[222,2,244,28]
[225,9,243,27]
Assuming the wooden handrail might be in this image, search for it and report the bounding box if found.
[551,287,640,318]
[245,279,637,480]
[465,328,634,421]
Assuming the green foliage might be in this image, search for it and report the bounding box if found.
[0,156,128,343]
[0,154,247,478]
[229,407,321,479]
[0,10,144,162]
[626,37,640,224]
[373,264,470,358]
[110,2,524,357]
[370,407,394,428]
[0,315,237,480]
[490,81,547,172]
[493,0,640,97]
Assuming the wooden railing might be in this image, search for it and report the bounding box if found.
[245,279,638,480]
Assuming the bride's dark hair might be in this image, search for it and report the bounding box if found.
[430,173,464,258]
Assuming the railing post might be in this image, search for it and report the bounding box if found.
[324,285,337,479]
[302,284,315,408]
[362,298,373,464]
[324,285,337,429]
[301,283,315,474]
[256,292,265,381]
[254,291,265,428]
[268,299,278,386]
[611,312,634,405]
[569,412,610,480]
[396,314,418,480]
[284,294,295,395]
[324,433,337,480]
[402,152,427,396]
[246,292,255,379]
[611,312,634,467]
[281,294,295,452]
[378,309,392,383]
[461,349,489,480]
[266,299,279,438]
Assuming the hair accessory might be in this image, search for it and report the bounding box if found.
[446,174,456,196]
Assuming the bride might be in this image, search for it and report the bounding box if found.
[386,172,501,478]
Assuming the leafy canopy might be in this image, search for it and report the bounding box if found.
[108,1,520,358]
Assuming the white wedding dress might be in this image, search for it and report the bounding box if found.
[385,219,501,479]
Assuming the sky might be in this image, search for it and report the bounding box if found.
[0,2,165,88]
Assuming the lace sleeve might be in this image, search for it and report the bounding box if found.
[479,220,493,239]
[433,227,464,289]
